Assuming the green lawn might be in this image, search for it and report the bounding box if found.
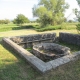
[0,28,80,80]
[0,22,78,32]
[0,23,39,32]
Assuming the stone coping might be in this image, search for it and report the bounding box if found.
[2,37,80,74]
[10,33,56,44]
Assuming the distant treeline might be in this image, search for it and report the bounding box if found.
[0,19,10,24]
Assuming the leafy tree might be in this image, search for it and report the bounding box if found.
[13,14,29,25]
[4,19,10,24]
[76,0,80,6]
[0,20,4,24]
[32,0,69,27]
[68,20,74,23]
[0,19,10,24]
[12,19,17,24]
[74,0,80,33]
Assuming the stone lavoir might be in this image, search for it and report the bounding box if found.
[33,43,70,62]
[2,32,80,74]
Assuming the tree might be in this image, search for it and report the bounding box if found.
[32,0,69,27]
[13,14,29,25]
[0,20,4,24]
[76,0,80,6]
[0,19,10,24]
[74,0,80,33]
[68,20,74,23]
[4,19,10,24]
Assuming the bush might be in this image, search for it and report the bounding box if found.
[36,25,61,32]
[0,19,10,24]
[76,24,80,34]
[61,23,77,30]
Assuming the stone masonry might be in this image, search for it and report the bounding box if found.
[2,33,80,74]
[59,32,80,46]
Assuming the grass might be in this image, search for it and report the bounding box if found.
[60,22,77,30]
[0,22,78,32]
[0,23,39,32]
[0,42,38,80]
[0,29,78,38]
[58,42,80,53]
[0,23,18,32]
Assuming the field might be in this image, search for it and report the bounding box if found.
[0,22,78,32]
[0,23,80,80]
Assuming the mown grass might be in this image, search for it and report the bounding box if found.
[0,23,18,32]
[0,23,39,32]
[0,22,78,32]
[0,29,78,38]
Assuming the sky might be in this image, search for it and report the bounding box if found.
[0,0,79,20]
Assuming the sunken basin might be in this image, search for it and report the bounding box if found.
[33,43,71,61]
[2,33,80,74]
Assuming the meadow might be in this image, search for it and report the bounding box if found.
[0,22,78,32]
[0,23,80,80]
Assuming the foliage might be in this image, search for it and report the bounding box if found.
[13,14,29,25]
[36,25,61,32]
[32,0,69,27]
[0,23,77,32]
[0,19,10,24]
[76,24,80,34]
[61,22,77,30]
[68,20,74,23]
[74,0,80,33]
[76,0,80,6]
[0,23,39,32]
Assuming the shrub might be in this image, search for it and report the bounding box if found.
[76,24,80,34]
[36,25,61,32]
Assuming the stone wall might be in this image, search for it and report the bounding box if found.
[59,32,80,46]
[10,33,56,48]
[2,37,80,74]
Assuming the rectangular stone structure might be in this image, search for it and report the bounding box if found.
[2,33,80,74]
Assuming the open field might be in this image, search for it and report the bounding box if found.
[0,22,78,32]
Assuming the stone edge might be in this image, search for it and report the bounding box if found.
[2,37,80,74]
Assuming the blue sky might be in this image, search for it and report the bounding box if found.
[0,0,79,20]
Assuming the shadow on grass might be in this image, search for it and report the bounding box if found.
[1,41,80,80]
[0,42,41,80]
[12,25,35,30]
